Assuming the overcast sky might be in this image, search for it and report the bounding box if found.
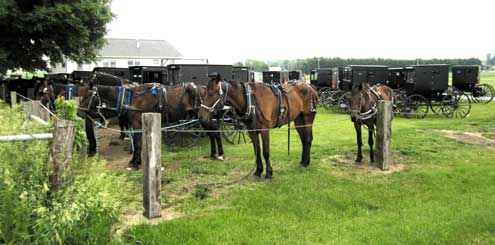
[107,0,494,64]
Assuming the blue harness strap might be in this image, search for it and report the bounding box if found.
[151,87,158,96]
[126,86,132,105]
[116,86,123,113]
[270,83,279,95]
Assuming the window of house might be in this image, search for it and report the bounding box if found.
[110,60,116,67]
[153,59,160,65]
[128,60,134,66]
[103,61,109,67]
[134,60,140,66]
[77,63,83,70]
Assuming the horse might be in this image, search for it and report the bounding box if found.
[35,74,131,140]
[349,82,393,164]
[198,73,318,179]
[78,73,224,168]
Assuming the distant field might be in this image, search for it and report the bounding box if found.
[481,72,495,86]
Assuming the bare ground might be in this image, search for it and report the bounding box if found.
[440,130,495,148]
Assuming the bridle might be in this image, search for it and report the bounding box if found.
[350,84,381,122]
[200,80,229,114]
[200,80,255,121]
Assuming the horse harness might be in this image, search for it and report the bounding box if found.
[354,84,384,122]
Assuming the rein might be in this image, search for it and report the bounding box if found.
[351,85,383,122]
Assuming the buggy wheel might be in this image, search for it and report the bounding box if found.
[337,91,352,114]
[322,90,341,112]
[442,92,471,118]
[471,84,495,104]
[402,94,429,119]
[164,120,201,149]
[429,101,443,115]
[220,109,247,144]
[392,89,406,115]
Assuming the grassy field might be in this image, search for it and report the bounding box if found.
[106,89,495,244]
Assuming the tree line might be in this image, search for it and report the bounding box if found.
[236,57,483,73]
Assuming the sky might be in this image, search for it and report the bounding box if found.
[107,0,495,64]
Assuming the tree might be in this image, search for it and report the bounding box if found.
[0,0,114,73]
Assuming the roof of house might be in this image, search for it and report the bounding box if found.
[99,38,182,58]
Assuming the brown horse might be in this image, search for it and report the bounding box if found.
[198,74,318,179]
[78,73,222,168]
[35,75,131,140]
[349,82,393,164]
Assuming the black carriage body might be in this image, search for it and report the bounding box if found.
[452,65,479,91]
[262,71,289,84]
[208,65,233,81]
[167,64,233,86]
[343,65,389,86]
[6,78,38,100]
[233,66,254,83]
[408,65,449,96]
[129,66,168,84]
[289,70,303,81]
[47,73,71,84]
[71,71,93,84]
[387,67,413,89]
[309,68,332,88]
[92,67,130,80]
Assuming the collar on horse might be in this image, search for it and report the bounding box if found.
[200,80,255,121]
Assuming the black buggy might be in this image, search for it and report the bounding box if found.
[262,71,289,84]
[452,65,494,104]
[335,65,389,114]
[232,66,255,83]
[129,66,168,85]
[391,64,471,119]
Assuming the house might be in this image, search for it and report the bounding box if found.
[50,38,187,73]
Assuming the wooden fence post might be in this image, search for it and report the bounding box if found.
[142,113,162,219]
[376,100,393,171]
[48,119,76,192]
[23,100,33,120]
[10,91,16,107]
[34,100,51,121]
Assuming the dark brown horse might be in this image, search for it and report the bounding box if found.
[198,74,318,179]
[78,73,223,168]
[349,82,393,164]
[35,75,131,140]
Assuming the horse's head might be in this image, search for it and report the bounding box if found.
[34,79,55,109]
[198,73,226,121]
[350,82,370,122]
[77,74,120,120]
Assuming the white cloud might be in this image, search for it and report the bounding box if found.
[107,0,495,64]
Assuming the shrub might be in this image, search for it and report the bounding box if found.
[0,101,122,244]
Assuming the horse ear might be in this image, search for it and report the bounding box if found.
[216,73,221,81]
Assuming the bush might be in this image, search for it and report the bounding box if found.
[0,101,122,244]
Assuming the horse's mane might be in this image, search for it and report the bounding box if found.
[92,72,124,86]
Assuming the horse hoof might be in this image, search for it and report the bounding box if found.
[265,173,273,180]
[217,155,224,161]
[354,160,362,165]
[253,171,262,178]
[87,152,97,157]
[209,155,217,161]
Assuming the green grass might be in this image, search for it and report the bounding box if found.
[481,71,495,87]
[117,100,495,244]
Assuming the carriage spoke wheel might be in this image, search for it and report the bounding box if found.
[429,101,443,115]
[221,110,247,144]
[321,90,341,112]
[471,84,495,104]
[337,91,352,114]
[164,120,201,149]
[442,92,472,119]
[392,89,406,115]
[402,94,428,119]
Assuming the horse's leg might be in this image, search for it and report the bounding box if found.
[260,130,272,178]
[248,131,263,177]
[295,114,314,167]
[128,114,142,169]
[354,122,363,164]
[119,115,126,140]
[215,131,224,161]
[368,123,375,165]
[85,117,97,157]
[207,132,217,160]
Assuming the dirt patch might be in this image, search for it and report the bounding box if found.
[95,127,133,171]
[440,130,495,148]
[322,153,407,175]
